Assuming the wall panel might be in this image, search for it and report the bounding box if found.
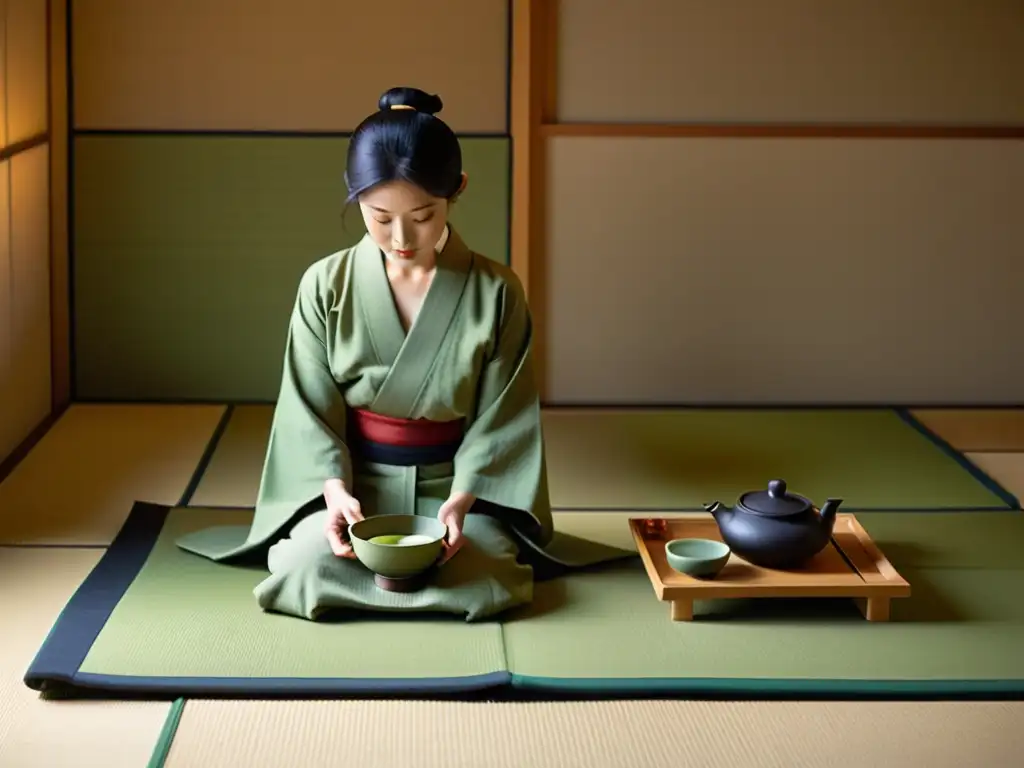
[557,0,1024,124]
[5,0,48,142]
[47,0,69,407]
[1,144,50,455]
[72,135,511,402]
[71,0,509,133]
[0,0,6,148]
[1,0,52,463]
[544,137,1024,405]
[0,159,11,457]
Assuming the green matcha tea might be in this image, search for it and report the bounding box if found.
[368,534,435,546]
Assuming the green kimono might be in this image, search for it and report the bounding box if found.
[177,227,633,621]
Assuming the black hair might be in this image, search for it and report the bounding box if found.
[344,87,463,202]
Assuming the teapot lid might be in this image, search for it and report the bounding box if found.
[738,479,810,517]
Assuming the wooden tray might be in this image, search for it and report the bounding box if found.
[629,514,911,621]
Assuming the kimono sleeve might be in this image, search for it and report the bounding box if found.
[450,274,551,535]
[256,265,354,516]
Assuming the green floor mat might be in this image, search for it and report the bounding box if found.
[186,406,1018,513]
[25,504,1024,699]
[503,564,1024,695]
[24,505,508,698]
[850,511,1024,570]
[541,408,1017,511]
[503,512,1024,696]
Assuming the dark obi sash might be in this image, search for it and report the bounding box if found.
[347,409,464,466]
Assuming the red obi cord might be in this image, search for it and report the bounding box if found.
[349,409,464,447]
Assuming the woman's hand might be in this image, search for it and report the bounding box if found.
[437,491,475,564]
[323,479,364,558]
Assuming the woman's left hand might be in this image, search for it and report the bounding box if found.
[437,491,475,564]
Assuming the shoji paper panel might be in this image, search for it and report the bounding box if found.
[544,137,1024,405]
[72,135,510,402]
[557,0,1024,124]
[0,144,50,456]
[71,0,509,133]
[5,0,49,142]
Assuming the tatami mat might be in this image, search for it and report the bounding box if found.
[966,452,1024,501]
[540,407,1009,509]
[191,405,1015,511]
[164,698,1024,768]
[0,404,225,544]
[188,404,268,508]
[6,404,1023,768]
[0,547,168,767]
[912,409,1024,452]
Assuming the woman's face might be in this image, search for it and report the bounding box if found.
[358,176,466,262]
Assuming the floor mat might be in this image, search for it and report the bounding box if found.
[162,699,1024,768]
[911,408,1024,452]
[187,405,1017,512]
[965,452,1024,504]
[23,504,508,698]
[0,404,226,545]
[0,547,170,766]
[23,505,1024,699]
[504,511,1024,696]
[188,405,269,508]
[542,407,1016,510]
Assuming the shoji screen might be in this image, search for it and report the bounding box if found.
[541,0,1024,405]
[1,0,52,460]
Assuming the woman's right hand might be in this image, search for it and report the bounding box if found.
[323,479,364,558]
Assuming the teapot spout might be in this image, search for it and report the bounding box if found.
[702,501,727,517]
[819,498,843,531]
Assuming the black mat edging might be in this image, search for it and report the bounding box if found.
[508,675,1024,700]
[0,542,108,549]
[56,671,511,699]
[178,404,235,506]
[23,501,169,694]
[895,408,1021,510]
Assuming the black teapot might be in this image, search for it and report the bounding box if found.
[703,479,842,570]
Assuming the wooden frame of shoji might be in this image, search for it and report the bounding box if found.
[508,0,1024,398]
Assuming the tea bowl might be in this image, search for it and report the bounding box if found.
[664,537,731,578]
[348,514,448,581]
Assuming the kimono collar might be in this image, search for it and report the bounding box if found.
[434,224,450,254]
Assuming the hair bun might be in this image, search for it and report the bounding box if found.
[378,87,444,116]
